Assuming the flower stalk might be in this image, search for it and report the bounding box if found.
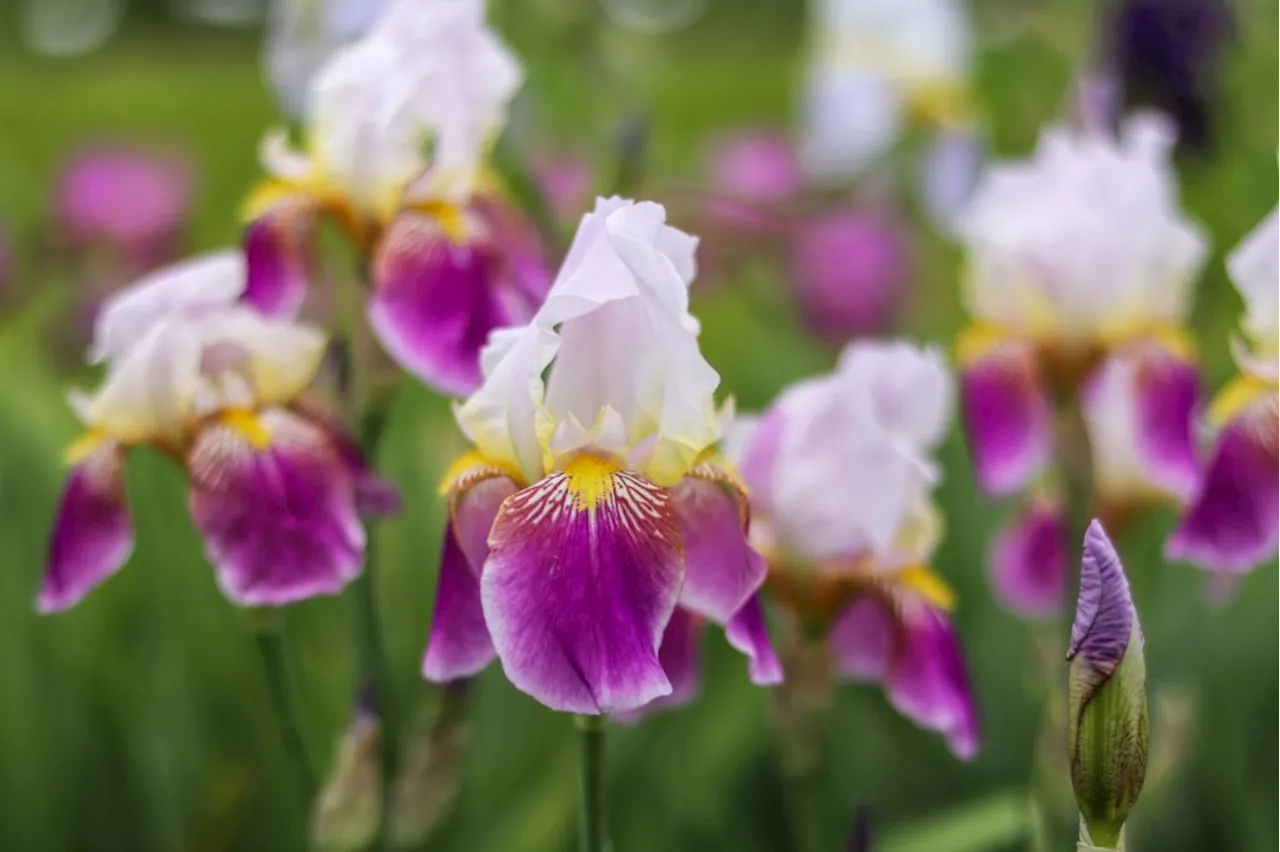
[251,612,318,797]
[575,714,609,852]
[774,628,834,852]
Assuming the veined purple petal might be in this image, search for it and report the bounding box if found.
[39,439,134,612]
[422,525,496,681]
[614,606,705,723]
[1084,343,1202,503]
[187,408,363,606]
[669,463,767,623]
[370,212,497,396]
[989,498,1069,619]
[960,342,1052,496]
[292,400,402,519]
[832,591,979,760]
[725,594,783,685]
[888,602,980,761]
[1069,520,1137,676]
[1166,394,1279,572]
[480,456,684,714]
[470,194,554,305]
[243,194,317,318]
[422,463,517,682]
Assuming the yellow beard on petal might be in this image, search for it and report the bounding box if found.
[439,449,524,495]
[64,429,113,466]
[1208,372,1274,427]
[562,453,622,511]
[895,565,956,612]
[218,409,272,450]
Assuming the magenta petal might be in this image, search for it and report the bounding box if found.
[297,403,402,519]
[1166,394,1279,572]
[669,465,767,623]
[243,196,316,318]
[887,603,980,761]
[830,596,892,682]
[832,595,979,760]
[422,467,516,681]
[725,594,783,685]
[370,206,549,398]
[187,409,363,606]
[480,465,684,714]
[1132,347,1201,498]
[422,524,496,681]
[39,441,134,612]
[988,498,1069,619]
[960,343,1052,496]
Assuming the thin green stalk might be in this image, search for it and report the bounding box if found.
[575,714,608,852]
[254,624,318,797]
[774,630,833,852]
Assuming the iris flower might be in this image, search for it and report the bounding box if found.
[421,198,780,715]
[243,0,551,396]
[798,0,983,227]
[39,252,395,612]
[955,112,1209,617]
[729,341,978,759]
[1167,207,1279,572]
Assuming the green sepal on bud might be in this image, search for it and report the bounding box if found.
[1066,522,1148,849]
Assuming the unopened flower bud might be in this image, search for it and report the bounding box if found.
[311,698,382,852]
[1067,521,1148,849]
[390,683,472,847]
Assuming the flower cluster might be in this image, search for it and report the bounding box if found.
[244,0,550,395]
[730,341,979,758]
[40,251,395,612]
[955,112,1210,617]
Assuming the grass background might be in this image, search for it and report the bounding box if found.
[0,1,1276,850]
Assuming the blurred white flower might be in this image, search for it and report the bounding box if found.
[264,0,387,120]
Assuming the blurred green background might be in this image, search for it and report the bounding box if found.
[0,1,1276,850]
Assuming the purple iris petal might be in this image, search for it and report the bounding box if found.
[1069,521,1138,681]
[423,468,516,681]
[989,497,1069,619]
[615,606,705,724]
[1134,347,1201,498]
[960,341,1053,496]
[423,524,497,681]
[480,463,684,714]
[669,464,768,623]
[243,196,316,318]
[370,201,550,398]
[1165,394,1279,572]
[187,408,363,606]
[38,440,134,612]
[294,401,402,518]
[832,593,979,760]
[725,594,783,685]
[707,130,802,203]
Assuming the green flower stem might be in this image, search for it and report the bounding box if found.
[251,614,318,797]
[575,714,609,852]
[1078,816,1126,850]
[774,630,834,852]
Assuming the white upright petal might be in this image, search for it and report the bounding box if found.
[90,251,246,366]
[308,36,424,213]
[757,339,954,565]
[455,197,719,485]
[957,112,1208,342]
[264,0,386,120]
[1227,207,1279,360]
[84,318,204,444]
[189,308,328,408]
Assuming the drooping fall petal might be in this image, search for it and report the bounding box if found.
[243,193,318,318]
[988,497,1069,619]
[480,456,684,714]
[422,461,517,681]
[1166,394,1279,572]
[38,438,134,612]
[187,407,364,606]
[959,339,1052,496]
[370,210,514,397]
[725,594,783,686]
[668,462,767,624]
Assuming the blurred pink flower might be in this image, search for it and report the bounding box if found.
[533,152,594,225]
[790,208,910,340]
[707,130,801,203]
[54,143,194,268]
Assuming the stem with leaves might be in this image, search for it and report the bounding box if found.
[251,612,318,797]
